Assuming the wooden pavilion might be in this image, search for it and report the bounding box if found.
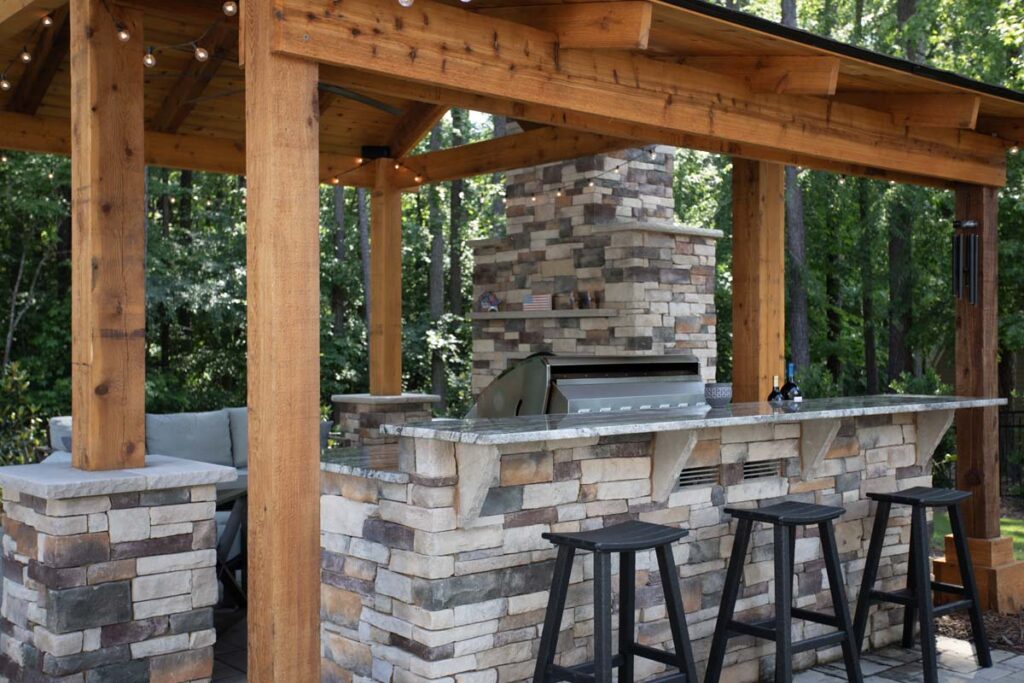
[1,0,1023,679]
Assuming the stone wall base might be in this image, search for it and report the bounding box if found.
[331,393,440,446]
[933,535,1024,613]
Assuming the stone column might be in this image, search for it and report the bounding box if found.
[0,454,236,681]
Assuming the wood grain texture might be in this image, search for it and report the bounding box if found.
[7,4,68,114]
[150,20,235,133]
[731,159,785,404]
[369,158,403,395]
[675,55,840,95]
[70,0,146,471]
[244,0,321,679]
[954,184,1001,540]
[389,102,449,159]
[477,1,653,49]
[276,0,1006,186]
[0,0,65,41]
[835,92,981,129]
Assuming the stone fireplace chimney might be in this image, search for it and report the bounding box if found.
[470,146,721,396]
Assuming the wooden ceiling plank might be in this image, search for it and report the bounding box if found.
[834,92,982,129]
[0,0,65,41]
[281,0,1004,187]
[389,102,448,159]
[976,117,1024,145]
[476,1,653,50]
[149,21,234,134]
[7,4,68,114]
[675,55,840,95]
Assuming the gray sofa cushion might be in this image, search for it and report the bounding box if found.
[146,410,233,468]
[225,407,248,469]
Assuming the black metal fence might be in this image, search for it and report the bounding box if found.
[1000,409,1024,498]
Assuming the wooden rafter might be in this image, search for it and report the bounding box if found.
[388,102,449,159]
[476,1,653,50]
[149,21,235,133]
[7,4,68,114]
[834,92,982,130]
[977,117,1024,145]
[674,56,840,95]
[0,0,65,41]
[278,0,1005,187]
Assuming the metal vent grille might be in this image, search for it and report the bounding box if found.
[743,461,782,480]
[678,465,719,489]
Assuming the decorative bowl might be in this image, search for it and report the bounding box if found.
[705,383,733,408]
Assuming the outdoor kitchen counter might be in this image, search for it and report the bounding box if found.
[318,395,1004,683]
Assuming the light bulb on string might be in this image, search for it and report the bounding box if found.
[648,149,657,160]
[531,195,537,202]
[1,155,8,163]
[398,0,415,7]
[0,76,11,91]
[47,172,54,180]
[331,177,340,185]
[19,48,32,63]
[116,26,130,42]
[1012,146,1021,155]
[555,190,563,198]
[356,157,364,165]
[41,15,54,27]
[143,47,157,68]
[414,175,424,184]
[588,180,595,188]
[194,44,210,62]
[222,1,239,17]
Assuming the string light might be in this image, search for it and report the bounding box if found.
[331,177,340,185]
[1,155,8,163]
[47,172,54,180]
[398,0,415,6]
[193,44,210,62]
[0,75,10,91]
[19,47,31,63]
[414,174,424,184]
[1012,146,1021,155]
[41,15,54,27]
[393,162,401,170]
[143,47,157,68]
[116,26,131,42]
[356,157,364,165]
[222,1,239,17]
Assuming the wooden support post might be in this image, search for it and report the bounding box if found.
[244,0,321,678]
[369,158,403,396]
[731,159,786,403]
[934,184,1024,614]
[70,0,146,470]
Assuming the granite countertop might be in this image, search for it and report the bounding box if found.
[382,395,1006,446]
[321,444,407,483]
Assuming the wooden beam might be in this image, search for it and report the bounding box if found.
[279,0,1005,186]
[674,56,840,95]
[731,159,785,403]
[150,21,235,133]
[953,185,1000,540]
[245,0,320,680]
[369,157,403,395]
[7,5,68,114]
[323,68,963,190]
[476,1,653,50]
[834,92,982,129]
[389,102,448,159]
[977,117,1024,145]
[70,0,145,471]
[0,0,65,41]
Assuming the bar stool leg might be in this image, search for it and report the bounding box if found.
[619,551,636,683]
[902,514,919,648]
[911,506,938,683]
[656,543,699,683]
[949,504,993,667]
[593,551,613,683]
[854,500,891,650]
[704,517,753,683]
[774,524,794,683]
[533,545,575,683]
[819,521,864,683]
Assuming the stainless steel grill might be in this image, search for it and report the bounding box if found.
[467,354,706,419]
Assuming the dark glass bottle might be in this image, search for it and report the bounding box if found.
[781,362,802,402]
[767,375,784,402]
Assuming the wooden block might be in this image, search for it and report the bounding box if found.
[369,159,403,396]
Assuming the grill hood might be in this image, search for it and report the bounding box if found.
[467,353,706,419]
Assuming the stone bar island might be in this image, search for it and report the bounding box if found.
[318,396,1004,683]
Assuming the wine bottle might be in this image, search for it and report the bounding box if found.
[781,362,802,402]
[767,375,783,402]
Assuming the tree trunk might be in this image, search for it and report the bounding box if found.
[897,0,924,63]
[449,109,469,317]
[427,125,447,407]
[853,0,865,44]
[887,191,914,383]
[825,208,842,382]
[781,0,796,26]
[331,184,347,336]
[857,179,879,393]
[357,187,372,330]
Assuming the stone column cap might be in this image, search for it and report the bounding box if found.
[0,453,238,499]
[330,392,443,405]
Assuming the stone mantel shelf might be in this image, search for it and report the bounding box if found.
[382,395,1006,446]
[469,309,615,321]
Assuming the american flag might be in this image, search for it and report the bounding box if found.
[522,294,553,311]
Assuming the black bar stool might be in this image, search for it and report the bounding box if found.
[853,487,991,683]
[533,520,699,683]
[704,502,863,683]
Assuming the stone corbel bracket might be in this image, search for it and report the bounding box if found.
[651,429,699,503]
[454,443,502,526]
[800,418,841,480]
[915,410,954,468]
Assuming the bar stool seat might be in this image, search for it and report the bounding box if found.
[543,520,689,552]
[854,487,991,683]
[534,521,698,683]
[704,501,863,683]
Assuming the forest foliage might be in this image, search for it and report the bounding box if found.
[1,0,1023,462]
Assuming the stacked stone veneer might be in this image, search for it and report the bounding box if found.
[333,394,441,448]
[471,146,720,395]
[320,413,928,683]
[1,483,220,681]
